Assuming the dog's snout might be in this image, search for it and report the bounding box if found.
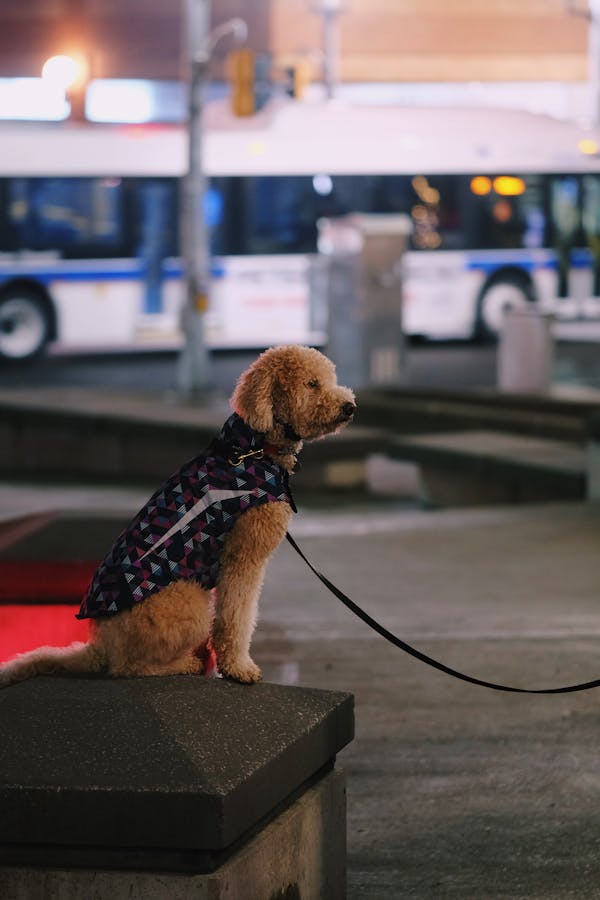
[341,401,356,420]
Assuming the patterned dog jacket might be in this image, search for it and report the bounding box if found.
[77,413,296,619]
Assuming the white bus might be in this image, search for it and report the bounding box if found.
[1,102,600,361]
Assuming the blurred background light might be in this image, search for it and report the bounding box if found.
[470,175,492,195]
[0,78,69,120]
[313,173,333,195]
[86,80,154,123]
[41,54,84,90]
[85,79,186,123]
[492,175,526,196]
[578,137,599,155]
[246,139,266,156]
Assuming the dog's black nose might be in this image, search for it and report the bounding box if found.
[341,402,356,419]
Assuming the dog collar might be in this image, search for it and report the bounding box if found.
[263,441,300,468]
[226,442,297,468]
[209,413,299,469]
[263,440,294,457]
[274,417,303,443]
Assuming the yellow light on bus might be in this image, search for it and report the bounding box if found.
[492,176,526,196]
[247,139,266,156]
[470,176,492,196]
[578,138,598,156]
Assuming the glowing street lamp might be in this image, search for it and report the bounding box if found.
[42,55,77,89]
[41,54,89,119]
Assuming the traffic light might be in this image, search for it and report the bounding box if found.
[228,48,256,117]
[227,50,272,116]
[283,61,311,100]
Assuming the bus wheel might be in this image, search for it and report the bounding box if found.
[0,290,51,362]
[475,276,534,341]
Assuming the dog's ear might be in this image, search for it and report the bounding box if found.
[230,356,274,433]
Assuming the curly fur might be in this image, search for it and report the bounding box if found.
[0,345,355,688]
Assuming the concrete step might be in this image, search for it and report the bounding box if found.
[356,387,599,443]
[0,388,383,491]
[387,429,586,506]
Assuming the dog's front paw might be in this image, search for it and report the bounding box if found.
[220,658,262,684]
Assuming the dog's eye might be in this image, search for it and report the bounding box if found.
[307,379,320,389]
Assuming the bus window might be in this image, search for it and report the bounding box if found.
[210,174,418,256]
[5,178,126,258]
[551,176,581,298]
[463,174,547,252]
[406,175,464,251]
[251,177,314,253]
[211,176,320,255]
[136,180,174,314]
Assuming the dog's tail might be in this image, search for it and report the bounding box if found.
[0,641,106,689]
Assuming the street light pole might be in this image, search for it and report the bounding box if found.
[315,0,343,100]
[177,0,212,394]
[589,0,600,127]
[567,0,600,127]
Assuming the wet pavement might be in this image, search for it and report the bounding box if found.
[257,500,600,900]
[2,477,600,899]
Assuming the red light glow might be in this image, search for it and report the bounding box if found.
[0,604,88,664]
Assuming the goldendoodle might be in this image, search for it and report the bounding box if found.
[0,345,355,687]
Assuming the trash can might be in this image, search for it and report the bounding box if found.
[316,213,412,389]
[497,307,555,393]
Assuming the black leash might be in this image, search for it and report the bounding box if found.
[286,531,600,695]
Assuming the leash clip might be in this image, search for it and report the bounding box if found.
[227,447,264,467]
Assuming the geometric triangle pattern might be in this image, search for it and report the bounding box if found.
[77,413,295,619]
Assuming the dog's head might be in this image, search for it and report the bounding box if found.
[231,345,356,444]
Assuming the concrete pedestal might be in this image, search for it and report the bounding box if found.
[0,677,353,899]
[0,769,346,900]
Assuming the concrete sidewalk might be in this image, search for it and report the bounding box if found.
[2,483,600,898]
[264,501,600,899]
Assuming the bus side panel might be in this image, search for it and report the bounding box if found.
[205,254,318,349]
[50,279,141,346]
[532,264,559,313]
[402,251,483,339]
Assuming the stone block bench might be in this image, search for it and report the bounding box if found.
[0,676,353,899]
[387,430,586,507]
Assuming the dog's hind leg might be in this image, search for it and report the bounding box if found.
[213,502,291,683]
[96,579,213,678]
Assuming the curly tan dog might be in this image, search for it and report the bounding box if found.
[0,345,355,687]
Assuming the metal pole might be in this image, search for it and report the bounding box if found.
[316,0,342,100]
[590,0,600,127]
[322,7,337,100]
[177,0,212,394]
